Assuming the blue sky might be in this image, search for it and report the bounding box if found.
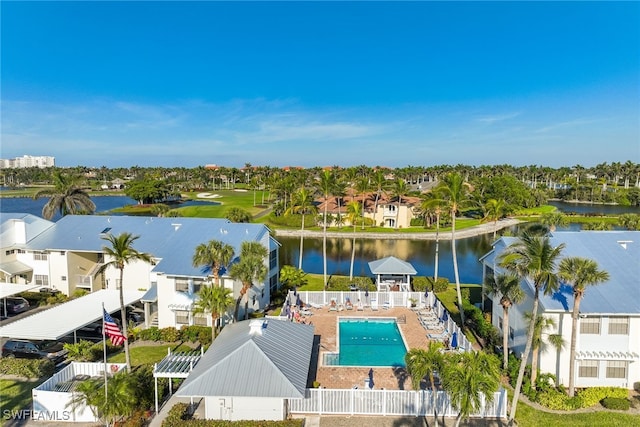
[2,1,639,169]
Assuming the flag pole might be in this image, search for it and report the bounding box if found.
[102,303,108,406]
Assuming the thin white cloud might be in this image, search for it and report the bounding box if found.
[475,112,521,124]
[535,117,604,133]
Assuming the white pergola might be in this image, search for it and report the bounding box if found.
[153,348,203,414]
[0,289,145,341]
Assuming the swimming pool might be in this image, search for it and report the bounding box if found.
[324,318,408,367]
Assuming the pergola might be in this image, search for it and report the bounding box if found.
[153,347,203,414]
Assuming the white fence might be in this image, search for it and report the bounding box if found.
[286,290,472,352]
[289,387,507,418]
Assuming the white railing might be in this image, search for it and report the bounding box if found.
[289,291,472,353]
[288,387,507,418]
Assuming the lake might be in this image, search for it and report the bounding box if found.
[1,196,637,284]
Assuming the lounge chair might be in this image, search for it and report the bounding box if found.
[428,331,449,341]
[382,301,391,310]
[356,300,364,311]
[345,298,354,310]
[329,299,337,311]
[370,299,379,311]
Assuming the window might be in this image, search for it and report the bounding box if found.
[5,250,14,256]
[606,361,627,379]
[580,317,601,334]
[269,249,278,270]
[175,310,189,325]
[61,276,67,281]
[175,280,189,292]
[509,326,514,341]
[498,316,503,331]
[608,317,629,335]
[193,313,208,326]
[578,360,599,378]
[34,275,49,286]
[270,275,278,292]
[33,252,48,261]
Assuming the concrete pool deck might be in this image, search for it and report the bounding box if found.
[310,305,434,390]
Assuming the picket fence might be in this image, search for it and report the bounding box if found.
[288,387,507,418]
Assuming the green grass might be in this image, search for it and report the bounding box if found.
[107,343,195,367]
[0,379,44,425]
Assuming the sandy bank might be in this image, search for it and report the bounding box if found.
[272,218,522,241]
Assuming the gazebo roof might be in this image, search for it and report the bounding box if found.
[368,256,417,275]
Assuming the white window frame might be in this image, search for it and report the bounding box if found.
[578,360,599,378]
[580,317,601,335]
[606,361,627,379]
[608,317,629,335]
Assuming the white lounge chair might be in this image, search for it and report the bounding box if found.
[370,299,379,311]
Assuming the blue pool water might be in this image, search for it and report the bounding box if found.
[337,318,407,367]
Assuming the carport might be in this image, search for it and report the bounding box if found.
[0,289,145,342]
[1,282,39,318]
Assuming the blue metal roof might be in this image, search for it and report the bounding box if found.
[487,231,640,315]
[24,215,273,277]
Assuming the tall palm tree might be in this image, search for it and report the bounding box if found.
[391,178,409,230]
[33,170,96,219]
[558,257,609,397]
[345,201,362,280]
[95,233,152,372]
[523,312,564,388]
[484,273,525,370]
[405,342,445,427]
[483,198,506,239]
[371,169,388,217]
[285,186,318,270]
[355,176,370,230]
[498,231,565,422]
[193,285,234,341]
[192,240,235,286]
[229,241,268,320]
[421,192,446,281]
[433,173,473,324]
[441,350,501,427]
[318,170,335,287]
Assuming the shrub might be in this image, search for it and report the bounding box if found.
[432,278,449,293]
[162,403,190,427]
[18,291,49,307]
[577,386,629,408]
[138,327,162,341]
[327,276,372,291]
[160,327,181,342]
[180,326,210,343]
[0,358,54,378]
[535,389,582,410]
[411,276,429,292]
[64,340,95,361]
[601,397,630,410]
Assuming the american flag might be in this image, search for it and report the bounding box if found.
[103,308,126,346]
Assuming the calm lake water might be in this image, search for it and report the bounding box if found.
[1,196,638,284]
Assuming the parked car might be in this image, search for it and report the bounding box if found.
[78,305,144,335]
[0,297,30,316]
[2,339,67,364]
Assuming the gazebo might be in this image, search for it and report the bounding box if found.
[368,256,417,292]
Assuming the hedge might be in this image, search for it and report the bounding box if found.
[0,358,55,378]
[162,403,304,427]
[326,276,373,291]
[601,397,630,410]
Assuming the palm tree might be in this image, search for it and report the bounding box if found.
[33,170,96,219]
[523,312,564,388]
[192,240,235,286]
[484,273,525,370]
[440,350,501,427]
[371,169,388,217]
[498,231,565,422]
[433,173,473,324]
[95,232,152,372]
[229,241,268,320]
[345,201,362,280]
[391,178,409,229]
[405,342,445,427]
[318,170,335,287]
[285,186,318,270]
[68,372,137,426]
[558,257,609,396]
[540,212,568,232]
[193,284,234,341]
[421,192,446,281]
[483,198,506,239]
[355,176,370,230]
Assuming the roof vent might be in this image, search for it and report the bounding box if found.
[171,223,182,231]
[249,319,267,336]
[617,240,633,250]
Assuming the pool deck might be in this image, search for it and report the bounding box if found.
[309,305,431,390]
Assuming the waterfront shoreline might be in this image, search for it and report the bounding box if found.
[272,218,523,241]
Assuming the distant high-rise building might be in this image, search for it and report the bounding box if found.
[0,155,55,169]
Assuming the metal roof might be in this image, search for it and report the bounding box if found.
[368,256,417,275]
[176,318,314,399]
[0,289,145,340]
[0,213,54,247]
[140,284,157,303]
[485,231,640,315]
[0,260,33,275]
[0,283,39,299]
[23,215,274,277]
[154,349,204,378]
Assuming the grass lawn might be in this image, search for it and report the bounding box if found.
[0,379,44,425]
[107,343,195,367]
